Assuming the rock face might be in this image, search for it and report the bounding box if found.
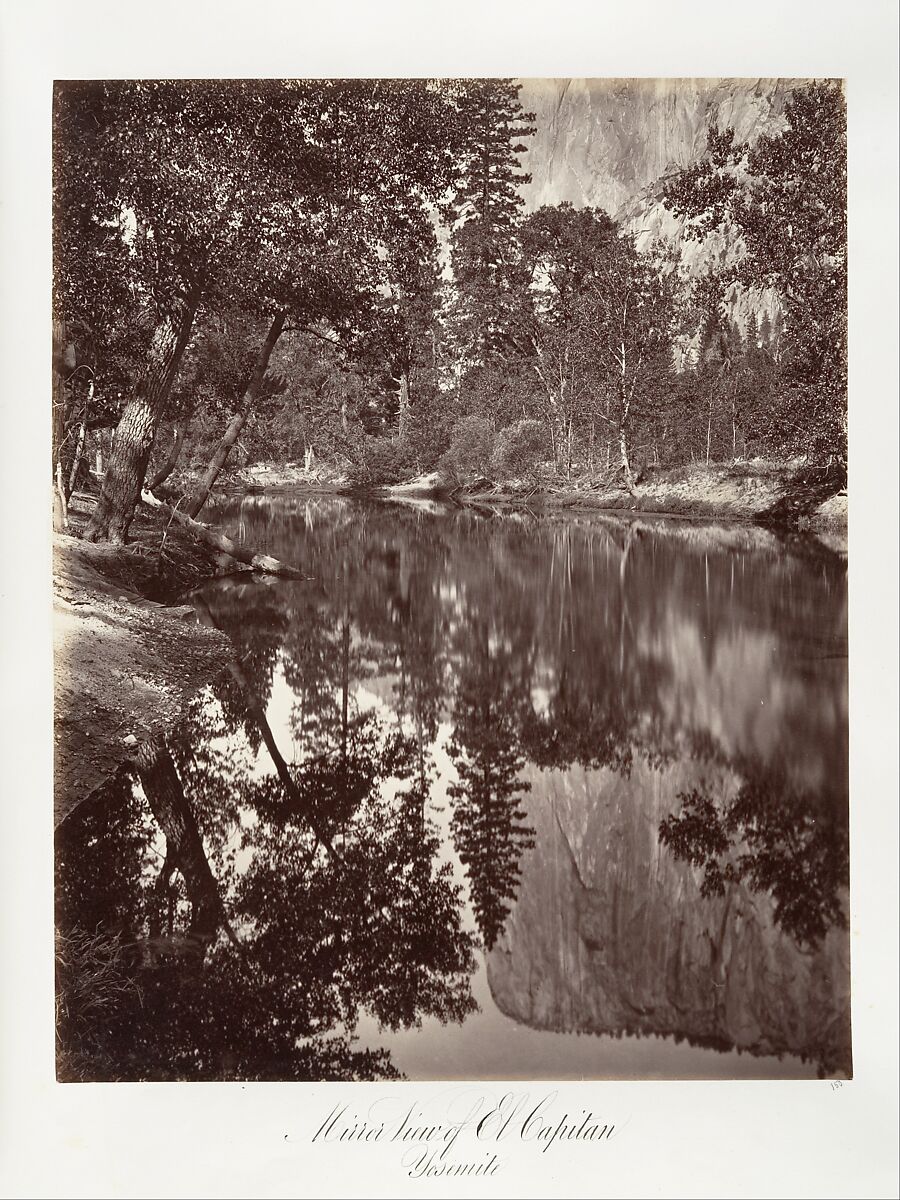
[518,78,804,336]
[486,755,852,1075]
[519,78,797,217]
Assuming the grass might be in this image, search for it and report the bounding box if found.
[55,926,143,1081]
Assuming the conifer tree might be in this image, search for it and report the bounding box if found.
[447,80,536,365]
[447,647,535,950]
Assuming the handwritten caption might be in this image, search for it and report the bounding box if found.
[311,1091,619,1178]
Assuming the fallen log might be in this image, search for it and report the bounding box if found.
[140,490,305,578]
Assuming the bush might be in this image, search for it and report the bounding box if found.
[439,416,495,482]
[345,436,421,486]
[491,419,547,480]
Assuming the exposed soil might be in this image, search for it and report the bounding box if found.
[159,457,848,536]
[381,460,848,541]
[53,495,237,826]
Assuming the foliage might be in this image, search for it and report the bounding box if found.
[447,637,535,950]
[491,419,547,479]
[446,79,536,362]
[439,415,496,481]
[659,767,849,946]
[663,80,847,462]
[344,436,422,486]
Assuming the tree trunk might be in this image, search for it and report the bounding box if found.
[140,490,304,576]
[66,420,87,500]
[84,287,201,544]
[397,371,411,442]
[52,321,71,532]
[131,736,228,943]
[185,310,285,518]
[55,462,68,530]
[619,424,636,495]
[148,419,188,492]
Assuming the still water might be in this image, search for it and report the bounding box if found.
[55,495,850,1081]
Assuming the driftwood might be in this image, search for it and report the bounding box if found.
[140,490,305,578]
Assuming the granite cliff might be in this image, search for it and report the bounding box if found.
[486,754,851,1075]
[518,78,805,336]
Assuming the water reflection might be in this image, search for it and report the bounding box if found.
[56,497,850,1080]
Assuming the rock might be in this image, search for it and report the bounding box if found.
[519,78,798,337]
[487,756,851,1074]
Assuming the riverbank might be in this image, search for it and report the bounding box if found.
[185,457,847,534]
[384,460,848,533]
[53,495,237,825]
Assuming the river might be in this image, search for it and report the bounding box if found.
[55,495,850,1081]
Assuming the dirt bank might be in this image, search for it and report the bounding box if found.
[53,496,237,826]
[381,460,848,536]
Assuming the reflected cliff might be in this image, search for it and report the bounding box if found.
[56,496,849,1079]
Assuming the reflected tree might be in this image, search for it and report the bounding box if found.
[57,634,477,1080]
[447,632,535,949]
[659,763,849,945]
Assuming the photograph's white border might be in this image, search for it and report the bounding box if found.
[1,2,897,1196]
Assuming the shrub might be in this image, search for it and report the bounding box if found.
[491,419,547,480]
[345,436,421,486]
[439,416,495,482]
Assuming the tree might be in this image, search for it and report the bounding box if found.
[447,632,535,950]
[56,79,478,541]
[499,204,675,485]
[663,81,847,462]
[446,79,535,372]
[348,206,444,446]
[55,80,331,541]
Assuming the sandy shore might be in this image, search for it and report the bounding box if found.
[53,500,235,825]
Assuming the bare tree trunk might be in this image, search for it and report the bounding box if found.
[397,371,411,442]
[185,310,285,518]
[66,420,87,500]
[148,419,188,492]
[55,462,68,530]
[52,321,72,532]
[66,376,94,499]
[619,423,636,495]
[84,287,201,544]
[140,490,304,576]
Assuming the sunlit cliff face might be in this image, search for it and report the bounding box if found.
[519,78,796,217]
[518,78,803,339]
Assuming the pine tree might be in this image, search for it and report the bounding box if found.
[447,651,534,950]
[447,80,535,365]
[757,310,772,351]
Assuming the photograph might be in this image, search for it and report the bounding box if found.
[51,75,852,1085]
[1,0,897,1193]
